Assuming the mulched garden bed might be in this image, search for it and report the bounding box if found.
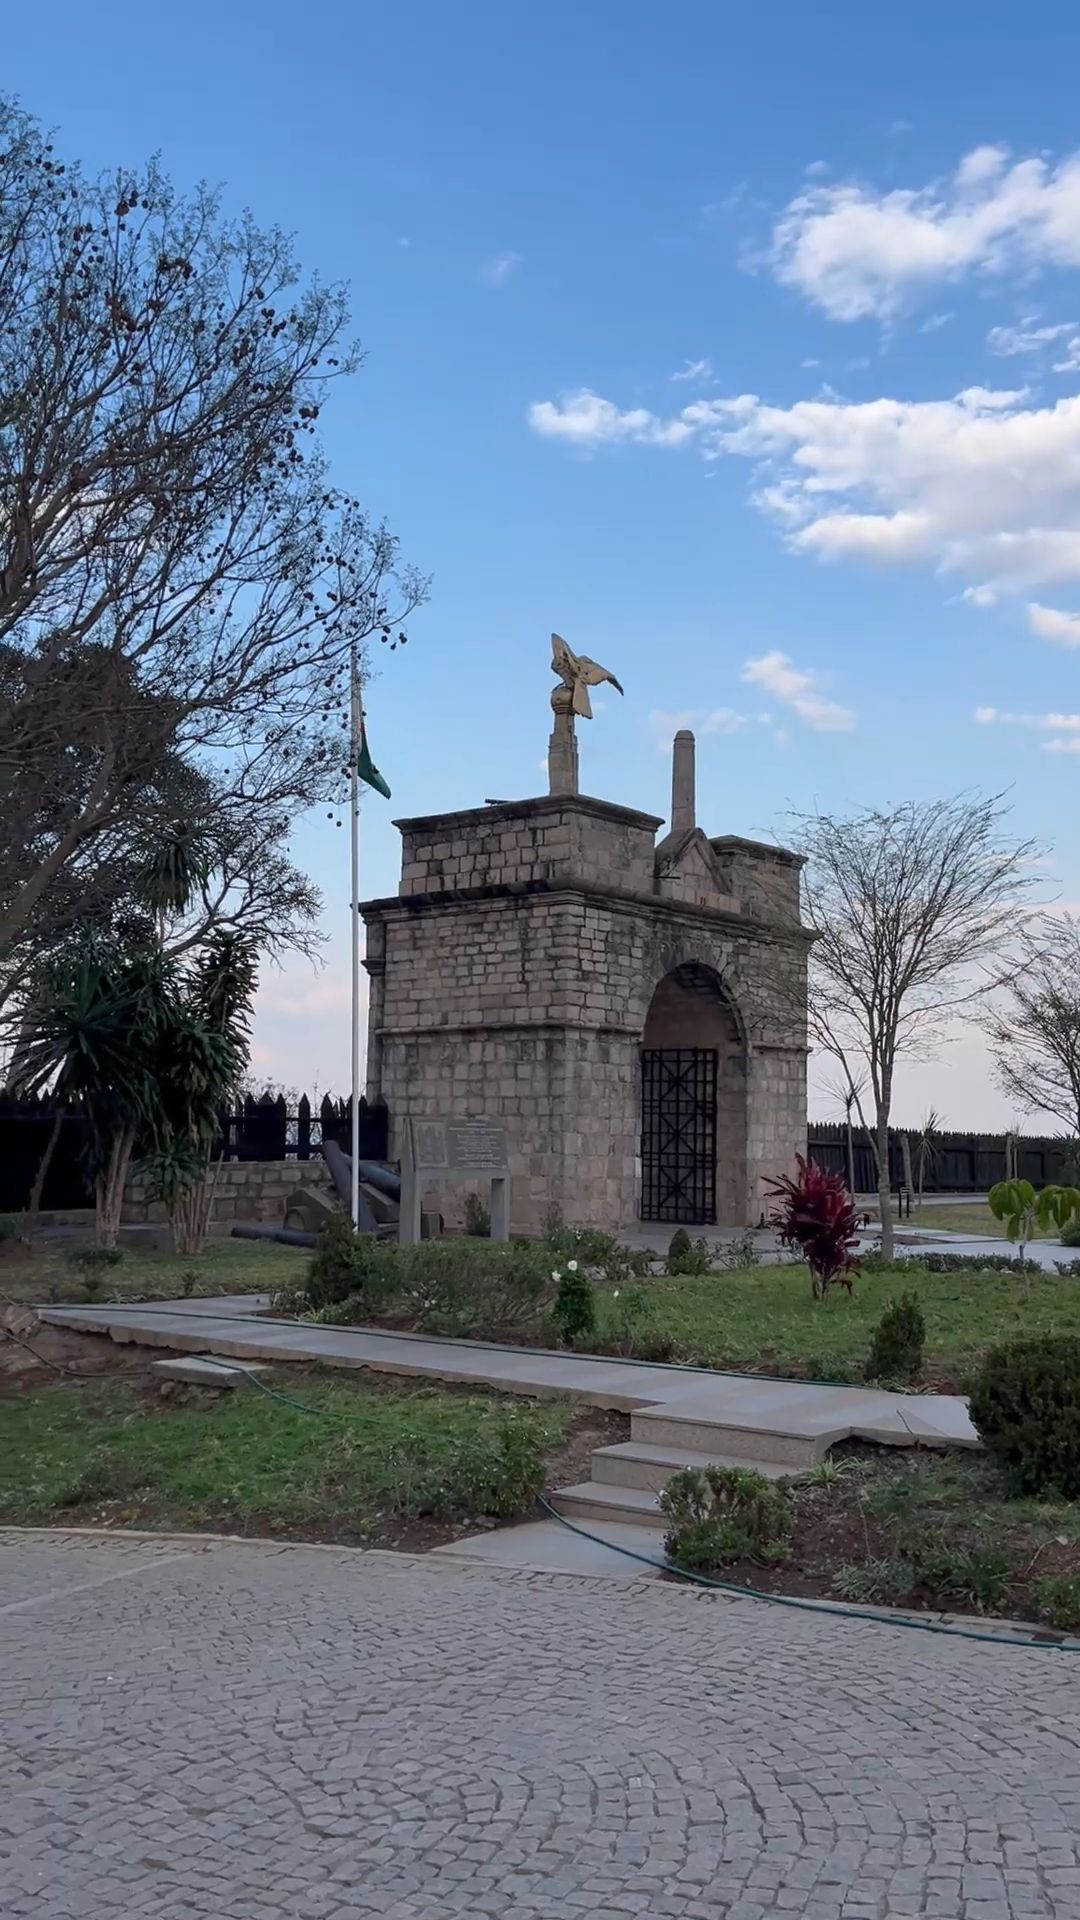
[692,1443,1080,1631]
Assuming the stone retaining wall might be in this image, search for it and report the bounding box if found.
[122,1158,333,1230]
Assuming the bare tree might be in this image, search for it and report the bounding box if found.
[794,793,1038,1258]
[0,102,425,964]
[985,915,1080,1141]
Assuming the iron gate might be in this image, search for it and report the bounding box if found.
[640,1048,718,1223]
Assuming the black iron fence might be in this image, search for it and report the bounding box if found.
[0,1091,389,1214]
[212,1094,389,1163]
[808,1122,1075,1194]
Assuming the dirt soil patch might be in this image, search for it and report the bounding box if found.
[698,1443,1080,1631]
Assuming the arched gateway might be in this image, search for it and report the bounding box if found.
[640,962,747,1226]
[362,728,809,1234]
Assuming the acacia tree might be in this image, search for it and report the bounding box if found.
[795,793,1037,1259]
[0,101,424,964]
[985,916,1080,1142]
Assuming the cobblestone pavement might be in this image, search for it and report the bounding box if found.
[4,1533,1080,1920]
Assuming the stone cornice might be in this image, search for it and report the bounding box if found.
[360,877,815,947]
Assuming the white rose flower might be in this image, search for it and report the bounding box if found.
[551,1270,561,1282]
[567,1259,578,1273]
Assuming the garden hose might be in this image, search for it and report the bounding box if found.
[205,1358,1080,1659]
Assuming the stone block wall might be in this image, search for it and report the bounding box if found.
[397,796,661,900]
[123,1158,332,1230]
[366,870,808,1231]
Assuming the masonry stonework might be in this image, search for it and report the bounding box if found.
[362,770,809,1235]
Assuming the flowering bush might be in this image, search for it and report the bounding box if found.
[766,1155,859,1300]
[551,1260,597,1347]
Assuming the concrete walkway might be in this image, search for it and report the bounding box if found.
[40,1294,978,1451]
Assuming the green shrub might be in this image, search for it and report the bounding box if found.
[66,1244,124,1272]
[667,1227,690,1263]
[1060,1219,1080,1248]
[0,1212,22,1247]
[969,1335,1080,1498]
[383,1406,548,1519]
[716,1231,760,1272]
[305,1213,396,1312]
[667,1230,712,1277]
[1055,1257,1080,1277]
[864,1293,926,1384]
[660,1464,791,1572]
[832,1557,904,1603]
[908,1540,1009,1613]
[390,1241,552,1340]
[599,1284,675,1361]
[920,1251,1041,1275]
[551,1263,596,1347]
[462,1192,491,1238]
[1034,1572,1080,1632]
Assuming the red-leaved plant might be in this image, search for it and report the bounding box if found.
[766,1155,860,1300]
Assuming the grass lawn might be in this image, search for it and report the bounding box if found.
[594,1262,1080,1386]
[0,1368,579,1546]
[0,1235,303,1306]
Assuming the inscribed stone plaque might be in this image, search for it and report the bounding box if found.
[444,1120,507,1173]
[411,1120,448,1170]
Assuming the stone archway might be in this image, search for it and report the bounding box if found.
[640,961,748,1225]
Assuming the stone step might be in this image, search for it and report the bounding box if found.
[549,1480,665,1529]
[590,1440,792,1494]
[151,1355,270,1388]
[630,1406,822,1469]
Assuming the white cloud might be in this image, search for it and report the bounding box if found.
[649,705,756,749]
[480,250,522,287]
[920,310,955,333]
[742,650,855,732]
[988,317,1077,356]
[1027,601,1080,646]
[768,146,1080,322]
[1044,737,1080,754]
[529,382,1080,599]
[962,584,999,607]
[671,357,713,383]
[528,389,694,448]
[974,705,1080,730]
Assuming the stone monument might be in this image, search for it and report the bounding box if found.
[399,1116,510,1245]
[361,636,809,1234]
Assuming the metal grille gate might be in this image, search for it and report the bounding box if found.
[640,1048,718,1224]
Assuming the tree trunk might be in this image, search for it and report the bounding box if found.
[900,1133,914,1219]
[96,1128,136,1247]
[845,1115,856,1199]
[25,1110,64,1246]
[876,1106,894,1261]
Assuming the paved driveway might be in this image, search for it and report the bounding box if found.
[4,1533,1080,1920]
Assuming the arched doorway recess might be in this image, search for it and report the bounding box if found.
[640,962,748,1224]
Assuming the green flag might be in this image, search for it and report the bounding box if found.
[355,703,391,799]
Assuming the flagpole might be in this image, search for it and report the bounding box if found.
[349,639,361,1231]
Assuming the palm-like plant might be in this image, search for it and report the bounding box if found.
[913,1105,944,1210]
[13,936,177,1244]
[145,932,257,1252]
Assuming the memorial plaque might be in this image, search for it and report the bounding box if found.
[445,1120,508,1174]
[411,1120,449,1170]
[400,1116,511,1245]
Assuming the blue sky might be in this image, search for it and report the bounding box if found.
[11,1,1080,1123]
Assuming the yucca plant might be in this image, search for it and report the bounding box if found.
[13,935,176,1244]
[767,1155,860,1300]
